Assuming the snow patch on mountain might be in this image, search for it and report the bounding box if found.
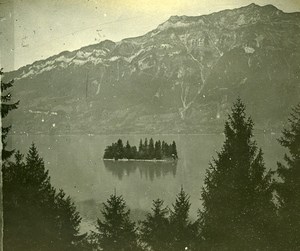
[72,59,86,66]
[138,58,152,70]
[244,46,255,54]
[125,49,145,63]
[161,44,172,49]
[29,110,58,115]
[168,51,180,57]
[76,51,93,59]
[19,69,35,79]
[236,14,246,25]
[150,30,161,37]
[157,18,203,31]
[15,48,112,79]
[255,35,264,48]
[39,65,56,74]
[109,56,120,62]
[56,55,74,63]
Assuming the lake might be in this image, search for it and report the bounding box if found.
[9,133,284,232]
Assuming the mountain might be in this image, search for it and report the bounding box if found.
[5,3,300,135]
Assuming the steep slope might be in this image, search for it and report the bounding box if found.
[6,3,300,134]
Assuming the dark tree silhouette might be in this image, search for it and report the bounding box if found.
[95,193,140,251]
[138,139,145,159]
[103,139,177,161]
[3,144,82,251]
[1,69,19,249]
[115,139,124,160]
[54,189,83,250]
[276,104,300,249]
[154,140,162,160]
[144,138,149,159]
[148,138,155,159]
[199,99,276,250]
[131,146,138,159]
[1,68,19,161]
[161,141,167,157]
[125,140,133,159]
[169,187,195,251]
[140,199,171,251]
[103,145,114,159]
[171,141,178,159]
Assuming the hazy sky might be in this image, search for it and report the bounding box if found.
[1,0,300,71]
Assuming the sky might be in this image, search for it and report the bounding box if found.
[0,0,300,71]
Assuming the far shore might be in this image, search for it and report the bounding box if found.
[103,158,177,163]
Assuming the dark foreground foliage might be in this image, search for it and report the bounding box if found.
[276,104,300,250]
[94,193,140,251]
[1,68,19,161]
[87,188,196,251]
[139,199,171,251]
[199,99,277,250]
[3,144,83,251]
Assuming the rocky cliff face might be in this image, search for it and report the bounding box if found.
[6,3,300,134]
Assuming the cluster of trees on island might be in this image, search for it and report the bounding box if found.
[2,69,300,250]
[103,138,178,160]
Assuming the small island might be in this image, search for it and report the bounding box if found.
[103,138,178,161]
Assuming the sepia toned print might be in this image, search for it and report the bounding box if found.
[1,0,300,250]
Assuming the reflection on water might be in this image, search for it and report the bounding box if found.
[103,160,177,181]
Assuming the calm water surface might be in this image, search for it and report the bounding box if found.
[10,134,284,232]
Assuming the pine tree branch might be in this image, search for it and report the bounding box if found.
[1,101,19,118]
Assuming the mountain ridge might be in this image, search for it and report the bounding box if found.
[6,3,300,135]
[8,3,297,74]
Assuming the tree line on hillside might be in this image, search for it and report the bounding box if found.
[103,138,178,160]
[2,69,300,250]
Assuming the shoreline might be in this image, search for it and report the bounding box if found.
[103,158,177,163]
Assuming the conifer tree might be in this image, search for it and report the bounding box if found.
[115,139,124,160]
[131,146,138,159]
[154,141,162,160]
[125,140,132,159]
[1,68,19,160]
[110,143,117,159]
[169,187,195,251]
[171,141,178,159]
[139,139,144,159]
[96,193,139,251]
[144,138,149,159]
[199,99,276,250]
[104,145,114,159]
[54,189,82,250]
[148,138,155,159]
[3,144,82,251]
[161,141,167,158]
[276,104,300,249]
[140,199,171,251]
[1,69,19,249]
